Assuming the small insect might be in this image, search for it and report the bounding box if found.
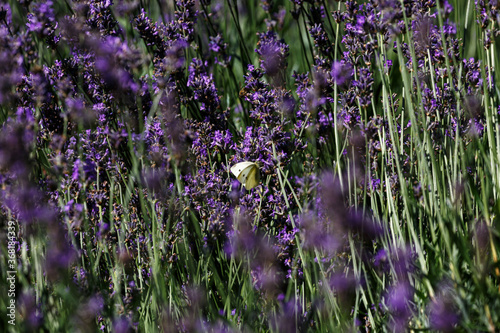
[239,87,248,98]
[230,161,260,190]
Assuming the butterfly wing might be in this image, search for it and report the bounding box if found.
[231,162,254,178]
[244,164,260,189]
[230,162,260,189]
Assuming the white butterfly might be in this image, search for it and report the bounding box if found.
[230,161,260,190]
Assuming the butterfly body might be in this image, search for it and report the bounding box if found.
[230,162,260,190]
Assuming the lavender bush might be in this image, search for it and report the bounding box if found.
[1,0,499,331]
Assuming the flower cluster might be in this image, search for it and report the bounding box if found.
[0,0,497,331]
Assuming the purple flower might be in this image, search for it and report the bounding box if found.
[210,130,234,152]
[134,8,168,57]
[87,0,121,36]
[370,178,381,190]
[70,295,105,331]
[330,270,361,310]
[91,36,141,96]
[172,0,198,42]
[475,0,499,49]
[209,34,224,53]
[428,299,460,332]
[0,120,34,178]
[319,171,382,243]
[373,248,389,271]
[309,23,333,57]
[26,0,60,46]
[0,13,24,104]
[18,291,44,330]
[113,317,133,333]
[209,34,230,66]
[187,58,223,122]
[352,68,373,108]
[255,30,289,85]
[330,61,353,87]
[297,210,340,254]
[428,281,460,332]
[270,299,308,332]
[3,185,57,225]
[385,281,414,331]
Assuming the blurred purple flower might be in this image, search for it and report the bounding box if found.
[255,30,289,85]
[45,228,76,281]
[91,36,141,95]
[18,291,44,330]
[319,171,382,243]
[113,317,133,333]
[331,61,353,87]
[297,210,340,253]
[209,34,230,66]
[428,281,460,332]
[385,281,414,331]
[71,295,105,332]
[0,121,34,178]
[330,270,361,311]
[270,299,307,332]
[428,299,460,332]
[373,248,389,272]
[0,16,24,103]
[4,186,56,226]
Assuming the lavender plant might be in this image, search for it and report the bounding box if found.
[0,0,499,331]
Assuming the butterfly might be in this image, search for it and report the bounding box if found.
[230,161,261,190]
